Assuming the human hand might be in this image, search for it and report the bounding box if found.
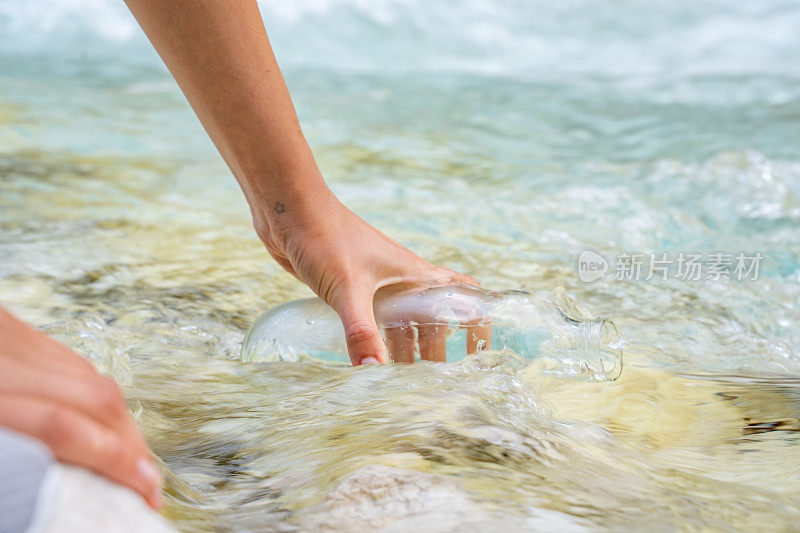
[255,188,479,366]
[0,307,163,509]
[123,0,481,366]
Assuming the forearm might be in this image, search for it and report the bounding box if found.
[125,0,477,366]
[124,0,329,231]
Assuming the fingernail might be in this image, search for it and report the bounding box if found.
[150,484,163,510]
[360,356,379,365]
[137,457,162,491]
[137,458,164,509]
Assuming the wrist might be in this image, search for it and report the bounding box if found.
[246,166,338,248]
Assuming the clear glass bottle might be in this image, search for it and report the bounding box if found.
[241,285,623,381]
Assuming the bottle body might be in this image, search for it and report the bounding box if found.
[241,285,623,381]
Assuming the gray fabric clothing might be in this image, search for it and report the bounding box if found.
[0,428,53,533]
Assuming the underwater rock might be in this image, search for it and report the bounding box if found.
[316,465,486,532]
[311,465,589,533]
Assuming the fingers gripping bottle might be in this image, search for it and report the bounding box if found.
[241,285,623,381]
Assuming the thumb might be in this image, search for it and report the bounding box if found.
[333,286,388,366]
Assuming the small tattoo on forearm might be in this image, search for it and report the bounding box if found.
[273,201,286,215]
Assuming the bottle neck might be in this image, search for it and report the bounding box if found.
[576,318,623,381]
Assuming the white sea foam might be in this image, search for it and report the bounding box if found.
[2,0,799,78]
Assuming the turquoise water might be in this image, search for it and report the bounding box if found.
[1,1,799,530]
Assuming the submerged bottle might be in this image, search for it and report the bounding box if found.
[241,285,623,381]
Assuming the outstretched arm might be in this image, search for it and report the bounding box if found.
[124,0,476,365]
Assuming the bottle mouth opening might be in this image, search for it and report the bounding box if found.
[595,318,624,381]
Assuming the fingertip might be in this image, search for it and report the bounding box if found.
[332,285,390,366]
[339,316,388,366]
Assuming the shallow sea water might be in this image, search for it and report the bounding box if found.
[1,1,799,531]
